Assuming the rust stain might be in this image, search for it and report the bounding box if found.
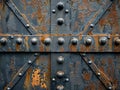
[24,36,29,51]
[69,45,77,52]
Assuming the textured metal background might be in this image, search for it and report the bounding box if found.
[0,0,120,90]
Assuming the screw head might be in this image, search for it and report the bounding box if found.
[57,2,64,10]
[16,38,22,44]
[56,85,64,90]
[71,37,78,45]
[84,37,92,46]
[57,56,64,64]
[57,18,64,25]
[0,38,7,45]
[58,37,65,45]
[114,38,120,45]
[99,37,107,45]
[31,38,38,45]
[44,38,51,45]
[56,71,65,78]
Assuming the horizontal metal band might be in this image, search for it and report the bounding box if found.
[0,34,119,52]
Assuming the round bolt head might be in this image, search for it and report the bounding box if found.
[18,73,22,76]
[65,9,69,13]
[84,37,92,46]
[52,78,56,81]
[71,37,78,45]
[90,24,94,28]
[57,2,64,10]
[88,60,92,64]
[52,9,56,13]
[44,38,51,45]
[34,53,38,56]
[28,60,32,64]
[99,37,107,45]
[57,56,64,64]
[56,85,64,90]
[114,38,120,45]
[0,38,7,45]
[56,71,65,78]
[65,78,69,82]
[7,87,11,90]
[16,38,22,44]
[26,24,30,28]
[57,18,64,25]
[108,86,112,90]
[58,37,65,45]
[31,38,38,45]
[97,72,101,76]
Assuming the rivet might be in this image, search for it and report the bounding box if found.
[16,38,22,44]
[52,78,56,81]
[31,38,37,45]
[34,53,38,56]
[99,37,107,45]
[0,38,7,45]
[65,9,69,13]
[56,71,65,78]
[7,87,11,90]
[65,78,69,82]
[90,24,94,28]
[57,56,64,64]
[26,24,30,28]
[57,18,64,25]
[88,60,92,64]
[10,36,14,39]
[97,72,101,76]
[81,53,86,57]
[18,72,22,76]
[108,86,112,90]
[71,37,78,45]
[84,37,92,46]
[44,38,51,45]
[56,85,64,90]
[57,2,64,10]
[58,37,65,45]
[52,9,56,13]
[28,60,32,64]
[114,38,120,45]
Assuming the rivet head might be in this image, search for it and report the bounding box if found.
[52,78,56,81]
[52,9,56,13]
[84,37,92,46]
[57,2,64,10]
[28,60,32,64]
[65,9,69,13]
[31,38,37,45]
[57,18,64,25]
[57,56,64,64]
[16,38,22,44]
[58,37,65,45]
[114,38,120,45]
[71,37,78,45]
[99,37,107,45]
[88,60,92,64]
[7,87,11,90]
[90,24,94,28]
[65,78,69,82]
[97,72,101,76]
[26,24,30,28]
[44,38,51,45]
[18,73,22,76]
[56,85,64,90]
[56,71,65,78]
[108,86,112,90]
[0,38,7,45]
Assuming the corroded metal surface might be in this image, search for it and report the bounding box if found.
[0,0,120,90]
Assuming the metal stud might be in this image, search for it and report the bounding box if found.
[56,85,64,90]
[52,78,56,82]
[99,37,107,45]
[44,38,51,45]
[52,9,56,13]
[114,38,120,45]
[65,9,69,13]
[34,53,38,56]
[0,38,7,45]
[7,87,11,90]
[31,38,37,45]
[57,2,64,10]
[71,37,78,45]
[57,56,64,64]
[16,38,22,44]
[84,37,92,46]
[58,37,65,45]
[26,24,30,28]
[57,18,64,25]
[108,86,112,90]
[56,71,65,78]
[18,72,22,77]
[28,60,32,64]
[97,72,101,76]
[90,24,94,28]
[88,60,92,64]
[65,78,69,82]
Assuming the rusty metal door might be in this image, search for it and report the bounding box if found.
[0,0,120,90]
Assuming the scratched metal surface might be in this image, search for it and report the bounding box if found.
[0,0,120,90]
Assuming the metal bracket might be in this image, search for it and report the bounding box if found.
[4,0,36,35]
[80,53,115,90]
[4,53,39,90]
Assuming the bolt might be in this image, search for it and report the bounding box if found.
[0,38,7,45]
[18,72,22,76]
[114,38,120,45]
[90,24,94,28]
[108,86,112,90]
[84,37,92,46]
[44,38,51,45]
[58,37,65,45]
[28,60,32,64]
[65,9,69,13]
[16,37,22,44]
[34,53,38,56]
[56,85,64,90]
[57,18,64,25]
[99,37,107,45]
[26,24,30,28]
[31,38,37,45]
[71,37,78,45]
[52,78,56,81]
[97,72,101,76]
[57,2,64,10]
[56,71,65,78]
[65,78,69,82]
[7,87,11,90]
[57,56,64,64]
[88,60,92,64]
[52,9,56,13]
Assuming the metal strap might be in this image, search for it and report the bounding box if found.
[81,0,114,35]
[4,0,36,35]
[80,53,115,90]
[4,53,39,90]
